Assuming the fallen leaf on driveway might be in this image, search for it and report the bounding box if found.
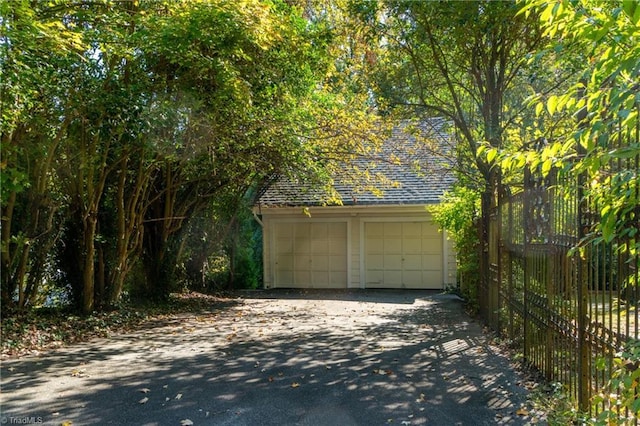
[71,369,87,377]
[139,397,149,404]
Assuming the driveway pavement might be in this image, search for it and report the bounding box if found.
[1,290,536,425]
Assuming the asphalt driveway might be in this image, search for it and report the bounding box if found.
[1,290,536,425]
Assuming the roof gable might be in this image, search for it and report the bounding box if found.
[257,118,456,206]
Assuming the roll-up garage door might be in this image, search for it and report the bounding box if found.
[365,221,443,289]
[273,222,347,288]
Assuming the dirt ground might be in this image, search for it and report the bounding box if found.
[0,290,541,425]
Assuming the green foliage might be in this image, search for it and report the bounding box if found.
[593,340,640,425]
[228,214,262,290]
[429,186,481,311]
[518,0,640,257]
[527,382,587,425]
[352,0,544,186]
[1,0,85,309]
[2,0,381,312]
[177,195,262,292]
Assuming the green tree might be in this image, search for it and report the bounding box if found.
[51,0,149,313]
[348,1,546,312]
[133,0,340,299]
[1,0,84,309]
[3,0,384,312]
[351,0,544,187]
[429,186,481,311]
[520,0,640,256]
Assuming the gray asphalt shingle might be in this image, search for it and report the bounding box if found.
[257,118,456,206]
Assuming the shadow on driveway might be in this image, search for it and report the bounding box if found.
[1,290,534,425]
[237,289,437,304]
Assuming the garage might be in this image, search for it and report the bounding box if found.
[272,221,348,288]
[256,118,456,290]
[364,221,443,289]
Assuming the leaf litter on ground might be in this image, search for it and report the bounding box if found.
[1,292,237,359]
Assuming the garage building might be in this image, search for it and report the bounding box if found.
[254,119,457,290]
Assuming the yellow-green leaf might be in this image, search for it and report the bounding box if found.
[535,102,544,117]
[486,149,498,164]
[547,95,558,115]
[541,158,553,176]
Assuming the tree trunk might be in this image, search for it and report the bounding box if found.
[107,156,148,306]
[81,213,98,314]
[1,191,17,308]
[15,245,29,308]
[96,242,105,310]
[142,214,171,300]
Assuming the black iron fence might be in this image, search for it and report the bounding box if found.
[478,126,639,414]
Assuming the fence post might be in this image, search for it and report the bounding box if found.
[577,195,590,411]
[523,172,530,364]
[483,176,502,331]
[575,91,591,412]
[480,190,491,325]
[545,170,556,381]
[505,191,514,339]
[489,181,501,330]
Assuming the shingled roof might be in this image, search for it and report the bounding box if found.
[257,118,456,206]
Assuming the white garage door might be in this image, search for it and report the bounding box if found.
[273,222,347,288]
[365,222,443,289]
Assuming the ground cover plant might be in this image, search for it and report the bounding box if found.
[1,292,235,358]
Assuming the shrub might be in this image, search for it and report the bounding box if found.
[429,186,481,312]
[593,340,640,425]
